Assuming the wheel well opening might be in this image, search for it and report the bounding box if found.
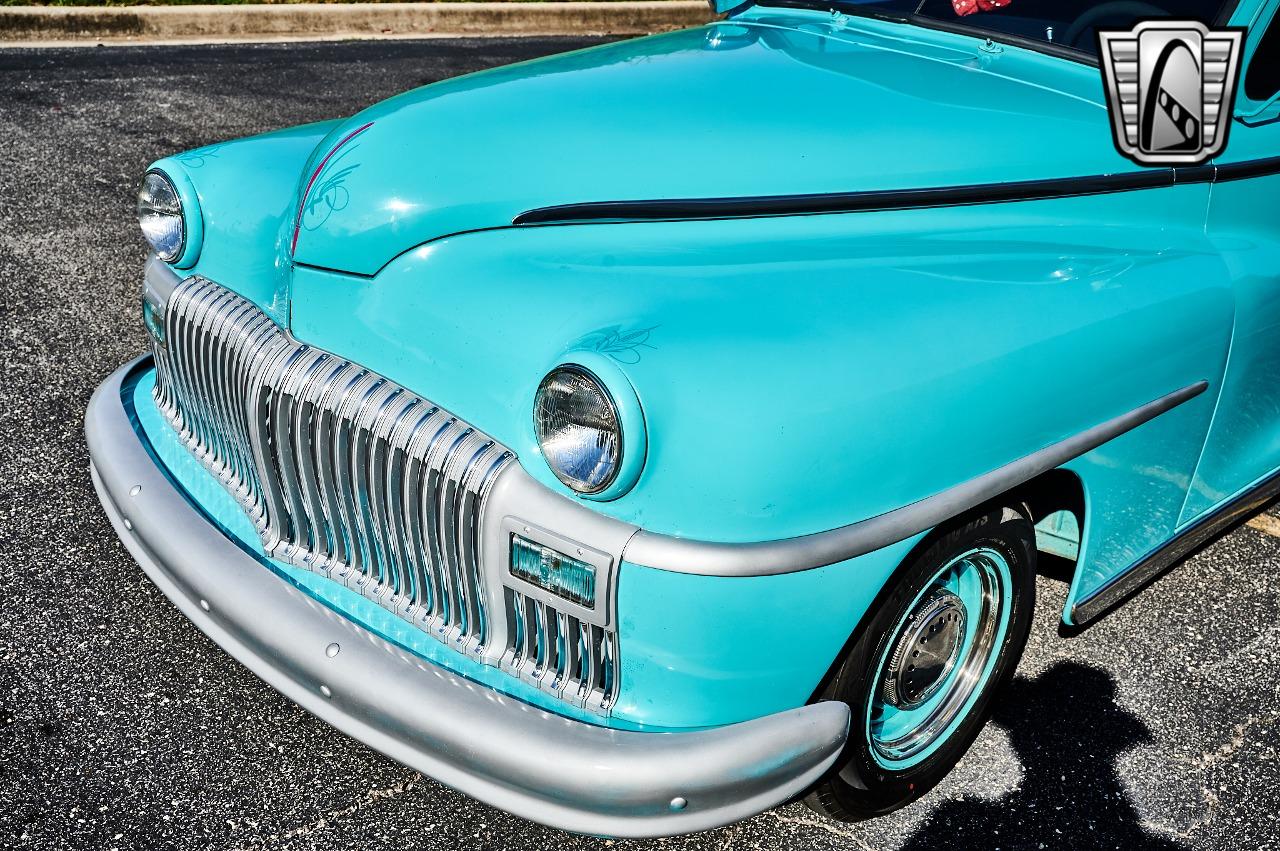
[1013,468,1085,584]
[808,469,1088,705]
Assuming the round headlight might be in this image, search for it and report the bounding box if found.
[137,171,185,262]
[534,366,622,495]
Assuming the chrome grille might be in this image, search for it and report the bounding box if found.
[149,276,619,712]
[153,277,512,649]
[502,589,618,714]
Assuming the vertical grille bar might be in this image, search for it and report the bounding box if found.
[151,276,618,713]
[500,589,616,711]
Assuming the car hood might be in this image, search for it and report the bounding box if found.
[291,11,1130,276]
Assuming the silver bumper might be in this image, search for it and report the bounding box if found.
[85,357,851,838]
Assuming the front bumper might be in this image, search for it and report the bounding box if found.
[86,357,851,838]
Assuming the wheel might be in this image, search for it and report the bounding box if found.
[805,504,1036,820]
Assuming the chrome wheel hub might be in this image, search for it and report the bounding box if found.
[866,547,1012,769]
[882,590,967,709]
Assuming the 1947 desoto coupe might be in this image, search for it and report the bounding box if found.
[87,0,1280,837]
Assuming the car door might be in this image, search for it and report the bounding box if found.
[1180,0,1280,522]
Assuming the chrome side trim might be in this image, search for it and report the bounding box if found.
[623,381,1209,576]
[1071,465,1280,624]
[86,357,851,839]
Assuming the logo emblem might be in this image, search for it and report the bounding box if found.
[1098,20,1244,166]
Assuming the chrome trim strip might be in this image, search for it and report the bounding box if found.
[623,381,1209,576]
[1071,464,1280,624]
[86,357,851,839]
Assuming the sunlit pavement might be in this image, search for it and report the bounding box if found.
[1,39,1277,851]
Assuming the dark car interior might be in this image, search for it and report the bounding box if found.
[826,0,1235,55]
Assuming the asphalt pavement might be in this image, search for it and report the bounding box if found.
[1,38,1278,851]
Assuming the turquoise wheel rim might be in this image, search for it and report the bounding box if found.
[865,546,1013,771]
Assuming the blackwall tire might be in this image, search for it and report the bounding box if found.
[804,504,1037,821]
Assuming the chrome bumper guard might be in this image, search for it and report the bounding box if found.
[86,357,851,838]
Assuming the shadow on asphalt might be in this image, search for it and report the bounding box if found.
[900,662,1185,850]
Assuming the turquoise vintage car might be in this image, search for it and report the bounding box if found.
[87,0,1280,837]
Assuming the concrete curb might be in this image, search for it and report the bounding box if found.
[0,2,715,45]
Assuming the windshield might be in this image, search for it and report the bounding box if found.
[812,0,1235,57]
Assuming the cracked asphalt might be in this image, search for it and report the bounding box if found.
[2,37,1279,851]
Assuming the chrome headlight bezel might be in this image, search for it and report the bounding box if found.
[137,170,185,263]
[532,356,648,501]
[137,167,203,268]
[534,364,624,496]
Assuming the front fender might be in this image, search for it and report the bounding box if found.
[285,185,1231,725]
[149,120,341,326]
[290,185,1230,546]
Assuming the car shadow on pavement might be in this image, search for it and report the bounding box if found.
[899,661,1186,851]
